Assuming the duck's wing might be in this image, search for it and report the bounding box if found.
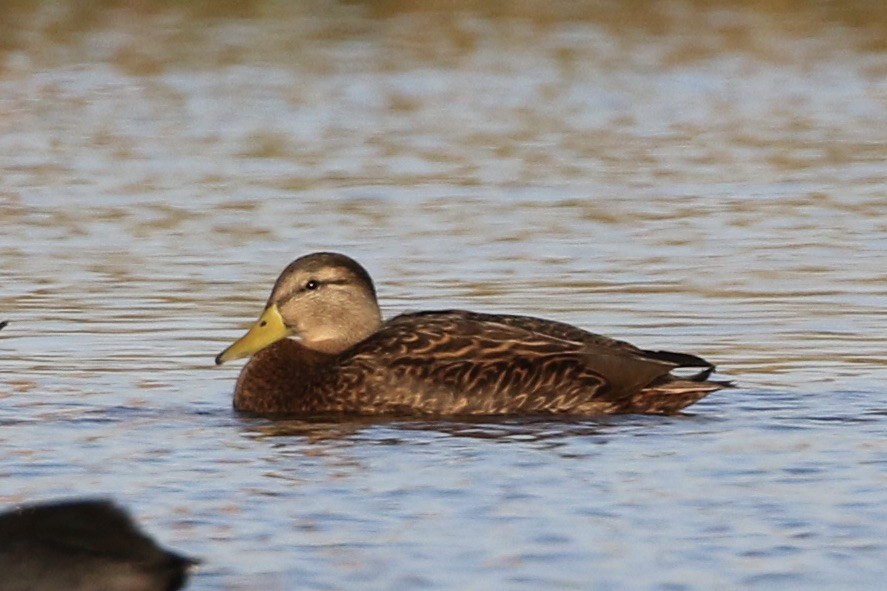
[334,310,697,414]
[467,310,644,353]
[466,311,716,378]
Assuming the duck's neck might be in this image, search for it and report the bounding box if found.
[233,338,333,414]
[296,304,382,355]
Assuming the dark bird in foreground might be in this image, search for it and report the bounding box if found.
[0,499,197,591]
[216,252,730,416]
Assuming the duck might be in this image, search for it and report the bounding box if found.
[215,252,730,416]
[0,498,197,591]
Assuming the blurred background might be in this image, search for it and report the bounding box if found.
[1,1,885,589]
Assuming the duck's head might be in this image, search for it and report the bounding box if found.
[215,252,383,364]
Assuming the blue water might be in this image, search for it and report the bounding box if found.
[1,1,886,589]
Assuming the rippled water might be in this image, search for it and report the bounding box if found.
[1,1,886,589]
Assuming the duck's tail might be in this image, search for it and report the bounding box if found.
[622,378,732,414]
[622,349,733,414]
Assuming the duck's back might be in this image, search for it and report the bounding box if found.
[300,310,724,415]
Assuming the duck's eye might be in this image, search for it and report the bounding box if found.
[305,279,320,291]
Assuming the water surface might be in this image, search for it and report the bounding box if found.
[1,1,885,589]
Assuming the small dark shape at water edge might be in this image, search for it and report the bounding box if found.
[0,498,198,591]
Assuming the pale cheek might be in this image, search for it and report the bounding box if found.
[294,311,333,341]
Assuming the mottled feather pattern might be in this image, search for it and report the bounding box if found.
[220,253,729,416]
[233,310,727,416]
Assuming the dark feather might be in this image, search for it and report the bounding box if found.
[0,499,197,591]
[233,309,729,416]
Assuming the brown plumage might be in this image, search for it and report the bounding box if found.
[216,252,730,416]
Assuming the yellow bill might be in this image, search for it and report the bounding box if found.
[215,304,289,365]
